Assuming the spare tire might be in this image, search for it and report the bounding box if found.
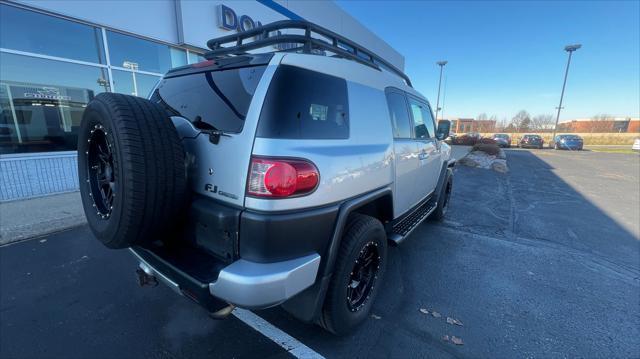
[78,93,187,249]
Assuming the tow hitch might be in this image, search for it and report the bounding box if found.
[133,259,235,319]
[136,264,158,287]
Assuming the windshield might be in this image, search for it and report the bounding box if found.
[494,134,509,139]
[561,135,581,140]
[153,65,267,133]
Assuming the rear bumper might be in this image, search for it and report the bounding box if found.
[209,254,320,308]
[520,142,543,148]
[557,143,583,149]
[131,247,320,309]
[128,195,335,311]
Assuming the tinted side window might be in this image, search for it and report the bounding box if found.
[385,91,411,139]
[409,99,428,139]
[155,66,266,133]
[422,104,436,139]
[257,65,349,139]
[409,99,435,139]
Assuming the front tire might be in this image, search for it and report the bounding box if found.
[319,214,387,335]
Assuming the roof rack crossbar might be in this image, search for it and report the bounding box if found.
[204,20,411,87]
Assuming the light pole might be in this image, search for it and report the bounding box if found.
[434,60,447,121]
[441,75,447,121]
[123,61,139,96]
[552,44,581,141]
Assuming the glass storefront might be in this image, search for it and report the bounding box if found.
[106,30,187,73]
[0,4,106,64]
[0,52,107,154]
[111,70,161,99]
[0,3,205,155]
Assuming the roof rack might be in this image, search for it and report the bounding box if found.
[205,20,412,87]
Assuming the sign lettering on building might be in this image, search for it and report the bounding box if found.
[218,5,262,32]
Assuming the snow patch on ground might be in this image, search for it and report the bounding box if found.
[458,149,508,173]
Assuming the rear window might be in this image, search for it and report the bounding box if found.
[524,135,541,139]
[256,65,349,139]
[153,65,267,133]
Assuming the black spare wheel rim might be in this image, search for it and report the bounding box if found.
[346,241,381,312]
[86,124,115,219]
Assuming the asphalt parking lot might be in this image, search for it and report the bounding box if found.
[1,148,638,358]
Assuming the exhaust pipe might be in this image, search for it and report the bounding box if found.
[209,304,236,319]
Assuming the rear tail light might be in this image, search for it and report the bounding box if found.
[247,157,319,198]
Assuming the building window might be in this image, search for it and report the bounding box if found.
[0,52,108,154]
[188,51,206,64]
[112,70,160,98]
[0,4,200,155]
[0,4,106,64]
[106,30,187,73]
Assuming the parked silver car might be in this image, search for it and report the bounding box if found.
[492,133,512,148]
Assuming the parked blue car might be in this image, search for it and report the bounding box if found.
[552,134,584,150]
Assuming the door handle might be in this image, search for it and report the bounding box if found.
[418,150,429,160]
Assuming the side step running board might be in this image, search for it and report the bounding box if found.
[389,199,437,245]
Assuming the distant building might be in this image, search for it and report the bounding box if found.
[559,117,639,133]
[448,118,496,133]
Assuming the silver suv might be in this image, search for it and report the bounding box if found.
[77,21,454,335]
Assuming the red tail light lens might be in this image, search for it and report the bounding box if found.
[248,157,319,198]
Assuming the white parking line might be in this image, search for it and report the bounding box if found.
[232,308,325,359]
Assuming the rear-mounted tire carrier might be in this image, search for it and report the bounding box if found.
[78,93,188,249]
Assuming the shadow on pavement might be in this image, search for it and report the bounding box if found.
[1,150,638,358]
[258,149,639,358]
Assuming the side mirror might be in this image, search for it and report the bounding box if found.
[436,120,451,140]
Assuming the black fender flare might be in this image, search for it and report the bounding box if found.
[434,160,455,203]
[281,186,393,322]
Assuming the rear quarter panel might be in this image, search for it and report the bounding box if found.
[246,81,394,211]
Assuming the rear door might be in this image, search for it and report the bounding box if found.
[152,60,271,208]
[385,89,420,218]
[408,97,441,199]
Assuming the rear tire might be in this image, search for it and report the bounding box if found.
[319,214,387,335]
[78,93,187,249]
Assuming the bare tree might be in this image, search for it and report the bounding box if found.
[476,120,495,133]
[531,114,555,132]
[476,113,488,122]
[511,110,531,133]
[496,117,508,132]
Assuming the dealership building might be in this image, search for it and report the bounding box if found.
[0,0,403,201]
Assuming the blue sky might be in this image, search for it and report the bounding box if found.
[336,0,640,122]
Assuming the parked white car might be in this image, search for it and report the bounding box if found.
[632,138,640,151]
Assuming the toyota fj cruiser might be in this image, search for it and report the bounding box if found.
[78,21,454,335]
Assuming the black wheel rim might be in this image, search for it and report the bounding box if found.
[86,124,115,219]
[346,241,381,312]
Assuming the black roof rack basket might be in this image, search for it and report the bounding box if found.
[205,20,412,87]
